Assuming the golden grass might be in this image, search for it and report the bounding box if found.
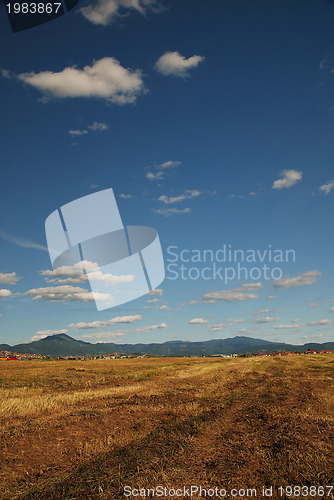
[0,355,333,499]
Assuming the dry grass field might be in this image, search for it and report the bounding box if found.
[0,354,333,499]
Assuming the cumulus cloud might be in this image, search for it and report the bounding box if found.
[273,271,322,288]
[18,57,146,104]
[319,179,334,195]
[155,51,204,77]
[25,285,113,304]
[154,207,191,216]
[0,272,21,285]
[119,193,132,199]
[158,190,201,205]
[147,298,160,303]
[202,289,259,302]
[0,289,12,297]
[136,323,167,332]
[272,169,302,190]
[188,318,208,325]
[267,295,277,300]
[68,315,142,329]
[80,0,160,26]
[159,305,170,310]
[159,160,181,169]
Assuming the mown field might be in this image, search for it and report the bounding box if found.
[0,354,333,499]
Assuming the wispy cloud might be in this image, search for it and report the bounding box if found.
[155,51,204,78]
[272,169,302,190]
[158,190,201,204]
[255,316,279,324]
[80,0,161,26]
[154,207,191,216]
[319,179,334,195]
[0,230,48,251]
[69,129,88,136]
[273,271,322,288]
[136,323,167,332]
[88,122,109,131]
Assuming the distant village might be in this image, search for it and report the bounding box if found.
[0,349,333,361]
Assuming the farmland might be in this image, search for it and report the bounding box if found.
[0,354,333,499]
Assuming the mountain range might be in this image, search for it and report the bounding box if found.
[1,333,333,357]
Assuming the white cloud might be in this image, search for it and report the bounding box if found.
[136,323,167,332]
[0,289,12,297]
[209,323,223,332]
[146,171,164,181]
[147,298,160,303]
[188,318,208,325]
[77,330,128,340]
[0,272,21,285]
[255,316,279,324]
[1,68,11,79]
[33,329,69,340]
[234,319,245,323]
[330,307,334,313]
[88,122,109,131]
[267,295,277,300]
[308,319,334,326]
[69,129,88,136]
[155,51,204,78]
[148,289,163,296]
[159,160,181,169]
[239,328,261,335]
[119,193,132,199]
[273,324,301,329]
[252,308,270,315]
[272,169,302,190]
[237,283,263,291]
[25,285,112,304]
[309,303,320,308]
[159,305,170,310]
[319,179,334,195]
[158,190,201,205]
[154,207,191,216]
[273,270,322,288]
[0,230,48,251]
[68,315,142,329]
[18,57,146,105]
[40,261,134,286]
[202,289,259,302]
[80,0,160,26]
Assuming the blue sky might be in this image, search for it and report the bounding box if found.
[1,0,334,347]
